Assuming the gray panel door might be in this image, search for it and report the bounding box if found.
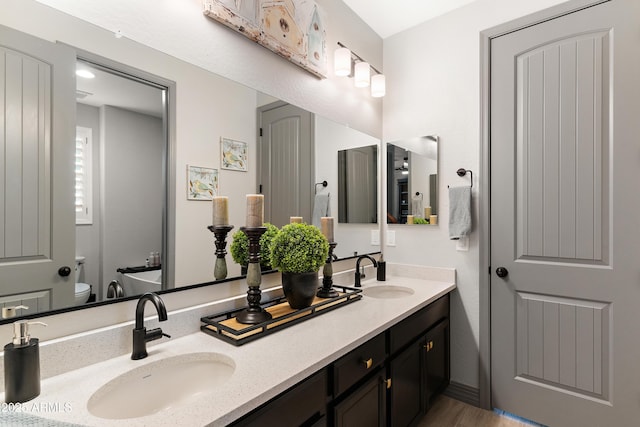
[0,25,76,312]
[259,103,313,228]
[490,1,640,425]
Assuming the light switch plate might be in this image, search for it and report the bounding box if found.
[370,230,380,245]
[386,230,396,246]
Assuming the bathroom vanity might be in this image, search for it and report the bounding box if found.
[0,267,454,427]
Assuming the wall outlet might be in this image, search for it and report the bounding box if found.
[456,236,469,251]
[386,230,396,246]
[370,230,380,245]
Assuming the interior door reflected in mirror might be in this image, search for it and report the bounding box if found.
[387,136,438,224]
[337,145,378,224]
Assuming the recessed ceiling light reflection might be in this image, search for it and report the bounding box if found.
[76,69,95,79]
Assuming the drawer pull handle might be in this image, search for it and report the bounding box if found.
[363,358,373,369]
[386,378,392,389]
[424,341,434,352]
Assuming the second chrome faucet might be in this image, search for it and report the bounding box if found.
[132,292,170,360]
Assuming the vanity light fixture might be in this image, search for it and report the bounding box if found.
[334,42,385,97]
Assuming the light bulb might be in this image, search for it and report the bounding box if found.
[334,48,351,77]
[371,74,386,97]
[354,62,370,88]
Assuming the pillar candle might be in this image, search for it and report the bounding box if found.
[212,196,229,226]
[407,215,415,224]
[246,194,264,227]
[320,217,334,242]
[424,206,432,218]
[290,216,303,223]
[430,214,438,225]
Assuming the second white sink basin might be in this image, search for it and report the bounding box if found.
[363,285,415,299]
[87,352,235,420]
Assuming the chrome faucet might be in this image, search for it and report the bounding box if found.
[106,280,124,298]
[132,292,170,360]
[354,255,378,287]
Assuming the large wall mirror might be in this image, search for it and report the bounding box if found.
[0,14,380,322]
[387,136,439,224]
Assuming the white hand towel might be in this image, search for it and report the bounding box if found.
[312,193,331,228]
[448,186,471,240]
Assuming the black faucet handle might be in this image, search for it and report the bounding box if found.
[145,327,166,342]
[162,333,171,339]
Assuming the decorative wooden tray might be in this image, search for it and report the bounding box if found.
[200,285,362,346]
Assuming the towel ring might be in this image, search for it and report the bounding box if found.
[448,168,473,188]
[315,181,328,194]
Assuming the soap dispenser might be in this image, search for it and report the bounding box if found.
[377,253,386,281]
[4,318,47,403]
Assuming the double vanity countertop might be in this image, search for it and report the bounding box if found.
[3,267,455,427]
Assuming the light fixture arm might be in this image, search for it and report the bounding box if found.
[336,42,383,75]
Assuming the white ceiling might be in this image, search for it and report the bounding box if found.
[76,62,164,118]
[341,0,479,38]
[74,1,479,113]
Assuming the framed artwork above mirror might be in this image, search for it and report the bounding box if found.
[387,136,438,225]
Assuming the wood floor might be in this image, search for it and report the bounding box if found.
[417,396,535,427]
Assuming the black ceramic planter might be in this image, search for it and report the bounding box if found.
[281,271,319,309]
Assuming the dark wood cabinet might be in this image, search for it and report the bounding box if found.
[388,295,450,427]
[334,371,386,427]
[424,319,450,411]
[388,340,423,427]
[230,294,450,427]
[333,333,386,397]
[230,369,327,427]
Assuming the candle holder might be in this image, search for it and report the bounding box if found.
[236,226,272,324]
[207,225,234,280]
[317,242,339,298]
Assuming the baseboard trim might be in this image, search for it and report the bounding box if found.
[444,381,480,407]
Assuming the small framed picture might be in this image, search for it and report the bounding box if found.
[221,137,248,171]
[187,165,218,200]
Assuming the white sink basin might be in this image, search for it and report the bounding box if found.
[363,285,415,299]
[87,352,235,420]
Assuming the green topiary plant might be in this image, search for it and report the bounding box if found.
[270,223,330,273]
[230,223,278,268]
[414,217,429,224]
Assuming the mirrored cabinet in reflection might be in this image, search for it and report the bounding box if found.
[337,145,378,224]
[387,136,438,224]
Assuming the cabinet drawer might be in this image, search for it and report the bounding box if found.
[333,333,386,396]
[389,294,449,354]
[231,369,327,426]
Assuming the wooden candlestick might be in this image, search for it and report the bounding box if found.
[236,226,271,324]
[317,242,338,298]
[208,225,234,280]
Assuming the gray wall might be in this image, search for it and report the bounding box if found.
[76,103,101,292]
[100,106,163,298]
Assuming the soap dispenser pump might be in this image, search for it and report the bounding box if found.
[4,318,47,403]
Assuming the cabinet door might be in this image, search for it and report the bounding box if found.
[334,371,386,427]
[389,339,423,427]
[424,319,450,410]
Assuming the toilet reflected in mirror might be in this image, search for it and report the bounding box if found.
[74,256,91,306]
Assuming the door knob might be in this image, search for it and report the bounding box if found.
[496,267,509,278]
[58,266,72,277]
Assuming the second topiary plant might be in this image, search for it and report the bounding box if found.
[230,223,279,273]
[270,222,330,309]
